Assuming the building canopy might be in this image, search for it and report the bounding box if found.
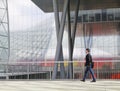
[32,0,120,12]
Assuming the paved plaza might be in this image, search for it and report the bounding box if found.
[0,80,119,91]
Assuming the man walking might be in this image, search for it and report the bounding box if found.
[81,48,96,82]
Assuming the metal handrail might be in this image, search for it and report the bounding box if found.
[0,60,119,64]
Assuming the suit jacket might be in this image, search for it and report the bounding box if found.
[85,53,92,66]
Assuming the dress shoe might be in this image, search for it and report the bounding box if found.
[90,80,96,82]
[81,80,85,82]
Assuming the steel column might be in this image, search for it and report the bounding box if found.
[71,0,80,51]
[83,24,93,49]
[53,0,65,79]
[83,24,87,48]
[69,0,80,79]
[52,0,69,79]
[66,0,73,79]
[117,23,120,55]
[118,32,120,55]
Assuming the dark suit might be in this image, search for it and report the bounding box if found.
[85,54,92,66]
[83,53,96,81]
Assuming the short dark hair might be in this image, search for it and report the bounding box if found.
[86,48,90,52]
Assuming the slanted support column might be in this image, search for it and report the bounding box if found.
[52,0,69,79]
[67,0,80,79]
[67,0,73,79]
[83,24,93,49]
[83,24,87,48]
[71,0,80,48]
[118,32,120,55]
[117,23,120,55]
[52,0,65,79]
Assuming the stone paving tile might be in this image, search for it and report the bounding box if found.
[0,80,119,91]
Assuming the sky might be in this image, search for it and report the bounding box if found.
[8,0,52,31]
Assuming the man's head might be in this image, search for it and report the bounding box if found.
[86,48,90,54]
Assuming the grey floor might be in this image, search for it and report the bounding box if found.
[0,80,119,91]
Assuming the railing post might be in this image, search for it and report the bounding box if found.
[97,61,99,79]
[73,61,74,79]
[50,70,52,80]
[27,63,29,80]
[6,63,9,80]
[82,62,84,79]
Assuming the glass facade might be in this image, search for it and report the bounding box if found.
[72,8,120,62]
[7,0,120,62]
